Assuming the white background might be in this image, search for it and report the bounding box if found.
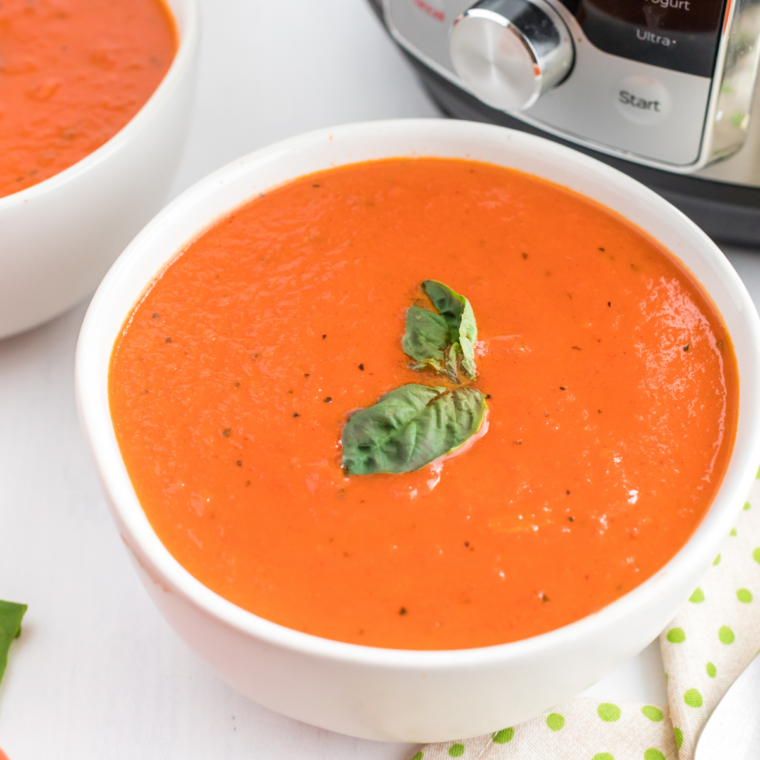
[2,1,759,757]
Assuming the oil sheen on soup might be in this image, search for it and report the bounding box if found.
[109,159,738,650]
[0,0,176,198]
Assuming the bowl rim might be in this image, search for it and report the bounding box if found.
[0,0,199,212]
[76,118,760,670]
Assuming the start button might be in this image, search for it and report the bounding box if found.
[613,75,671,125]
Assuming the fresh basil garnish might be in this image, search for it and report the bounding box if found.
[341,279,488,476]
[402,280,477,383]
[341,384,487,475]
[0,600,27,686]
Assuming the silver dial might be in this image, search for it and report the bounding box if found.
[450,0,574,112]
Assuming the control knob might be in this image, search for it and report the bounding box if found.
[450,0,574,112]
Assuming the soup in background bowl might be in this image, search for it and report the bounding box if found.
[0,0,198,339]
[76,120,760,743]
[0,0,176,199]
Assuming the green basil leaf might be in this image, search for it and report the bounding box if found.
[401,305,448,373]
[402,280,478,382]
[445,342,460,385]
[457,298,478,381]
[422,280,468,334]
[341,384,488,475]
[0,600,27,686]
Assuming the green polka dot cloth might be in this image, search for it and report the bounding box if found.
[410,479,760,760]
[409,701,676,760]
[660,479,760,759]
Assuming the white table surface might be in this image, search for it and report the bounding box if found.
[1,1,758,756]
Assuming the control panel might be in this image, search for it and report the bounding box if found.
[568,0,726,78]
[384,0,738,168]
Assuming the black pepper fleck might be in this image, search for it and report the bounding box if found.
[358,364,364,371]
[599,247,605,252]
[464,542,470,547]
[521,252,528,259]
[566,490,571,495]
[399,607,407,616]
[222,428,231,437]
[322,334,327,339]
[560,386,567,390]
[324,397,332,403]
[684,344,690,352]
[304,373,310,377]
[293,413,300,418]
[568,516,575,522]
[313,184,320,188]
[236,461,242,467]
[572,346,582,350]
[165,337,172,343]
[608,302,612,307]
[485,394,492,399]
[152,313,159,319]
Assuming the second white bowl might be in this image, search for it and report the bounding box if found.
[0,0,199,340]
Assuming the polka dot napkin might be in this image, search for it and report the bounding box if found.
[412,477,760,760]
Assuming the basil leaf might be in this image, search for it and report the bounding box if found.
[422,280,468,334]
[457,298,478,381]
[0,600,27,686]
[424,280,478,381]
[341,384,487,475]
[402,305,448,374]
[402,280,478,382]
[445,342,460,385]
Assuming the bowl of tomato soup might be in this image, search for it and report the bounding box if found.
[76,120,760,742]
[0,0,198,339]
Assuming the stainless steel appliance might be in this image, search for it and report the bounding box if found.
[370,0,760,245]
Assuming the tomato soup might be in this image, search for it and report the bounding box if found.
[109,159,738,650]
[0,0,176,199]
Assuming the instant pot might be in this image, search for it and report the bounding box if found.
[369,0,760,245]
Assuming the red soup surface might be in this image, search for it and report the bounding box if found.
[109,159,738,650]
[0,0,177,199]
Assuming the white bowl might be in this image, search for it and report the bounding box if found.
[0,0,199,340]
[75,120,760,743]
